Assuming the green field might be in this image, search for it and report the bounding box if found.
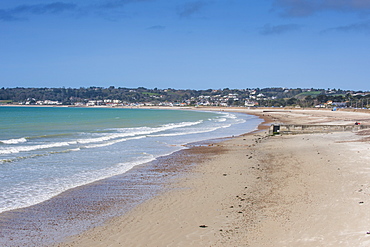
[297,91,323,97]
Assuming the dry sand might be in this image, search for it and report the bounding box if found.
[59,108,370,247]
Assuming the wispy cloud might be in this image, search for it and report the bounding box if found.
[13,2,77,14]
[273,0,370,17]
[147,25,166,30]
[0,9,19,21]
[0,2,77,21]
[98,0,152,9]
[0,0,153,22]
[322,21,370,33]
[177,1,209,18]
[260,24,301,35]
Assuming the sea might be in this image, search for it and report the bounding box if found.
[0,106,262,245]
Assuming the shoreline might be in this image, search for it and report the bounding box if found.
[3,103,370,113]
[0,137,233,247]
[0,106,258,213]
[0,109,263,246]
[56,114,272,247]
[58,108,370,246]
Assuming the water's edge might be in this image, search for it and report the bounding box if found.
[0,137,230,247]
[0,108,264,247]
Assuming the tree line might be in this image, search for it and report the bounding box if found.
[0,86,369,108]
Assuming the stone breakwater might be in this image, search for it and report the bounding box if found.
[269,124,370,135]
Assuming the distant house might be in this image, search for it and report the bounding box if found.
[86,100,96,106]
[245,101,258,107]
[331,102,347,107]
[315,104,326,108]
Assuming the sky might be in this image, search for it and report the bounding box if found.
[1,0,370,90]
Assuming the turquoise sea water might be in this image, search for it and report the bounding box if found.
[0,106,262,214]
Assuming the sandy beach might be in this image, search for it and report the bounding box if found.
[55,108,370,246]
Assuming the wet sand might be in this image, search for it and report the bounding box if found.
[56,108,370,247]
[0,139,227,247]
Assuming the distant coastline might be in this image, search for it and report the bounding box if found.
[1,87,369,109]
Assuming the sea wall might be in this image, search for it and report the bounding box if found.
[269,124,370,135]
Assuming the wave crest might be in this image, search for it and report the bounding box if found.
[0,138,27,145]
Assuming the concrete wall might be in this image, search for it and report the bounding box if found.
[269,124,370,135]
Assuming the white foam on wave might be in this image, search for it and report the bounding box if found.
[0,121,203,155]
[84,135,147,149]
[224,113,237,119]
[214,118,227,122]
[148,125,225,138]
[0,141,76,154]
[75,128,149,144]
[76,120,203,145]
[0,137,27,144]
[235,118,246,124]
[221,124,232,128]
[0,152,159,214]
[147,114,248,139]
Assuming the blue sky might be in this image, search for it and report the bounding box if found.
[1,0,370,90]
